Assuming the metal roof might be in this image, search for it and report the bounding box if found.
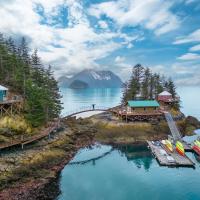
[0,85,8,91]
[128,100,160,107]
[158,91,172,96]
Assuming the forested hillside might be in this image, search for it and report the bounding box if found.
[122,64,179,109]
[0,33,62,127]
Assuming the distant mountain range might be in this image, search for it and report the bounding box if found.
[58,69,123,89]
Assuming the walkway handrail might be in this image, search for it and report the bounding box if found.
[61,105,111,118]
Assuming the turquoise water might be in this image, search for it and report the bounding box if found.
[57,87,200,200]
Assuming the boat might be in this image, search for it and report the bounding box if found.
[192,140,200,156]
[194,140,200,148]
[165,140,173,152]
[192,145,200,156]
[176,141,185,156]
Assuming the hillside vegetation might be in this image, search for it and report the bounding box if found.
[0,33,62,127]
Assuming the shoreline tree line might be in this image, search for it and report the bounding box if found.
[0,33,62,127]
[122,64,180,109]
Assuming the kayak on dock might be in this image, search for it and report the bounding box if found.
[166,140,173,152]
[194,140,200,148]
[192,140,200,155]
[176,141,185,156]
[162,140,173,152]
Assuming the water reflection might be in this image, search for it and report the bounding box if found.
[117,144,153,171]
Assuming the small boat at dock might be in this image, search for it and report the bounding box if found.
[161,140,173,152]
[176,141,185,156]
[192,140,200,156]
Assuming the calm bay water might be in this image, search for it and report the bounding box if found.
[60,86,200,119]
[56,87,200,200]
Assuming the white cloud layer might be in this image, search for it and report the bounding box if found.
[0,0,141,77]
[174,29,200,44]
[88,0,180,35]
[177,53,200,60]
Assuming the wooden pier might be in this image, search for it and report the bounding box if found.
[147,141,195,167]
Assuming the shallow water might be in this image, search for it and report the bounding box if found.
[57,144,200,200]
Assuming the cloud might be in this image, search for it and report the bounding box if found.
[98,20,108,29]
[185,0,199,4]
[189,44,200,51]
[174,28,200,44]
[177,53,200,60]
[0,0,140,77]
[115,56,125,63]
[88,0,180,35]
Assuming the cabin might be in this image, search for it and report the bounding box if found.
[113,100,162,122]
[0,84,23,117]
[127,100,160,113]
[0,85,8,102]
[157,91,173,103]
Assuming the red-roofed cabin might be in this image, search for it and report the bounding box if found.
[158,91,173,103]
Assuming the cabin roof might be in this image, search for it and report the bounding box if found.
[128,100,160,108]
[158,91,172,96]
[0,85,8,91]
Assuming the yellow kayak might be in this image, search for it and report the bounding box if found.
[165,140,173,152]
[194,140,200,148]
[176,141,185,156]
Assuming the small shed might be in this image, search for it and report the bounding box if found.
[0,85,8,102]
[158,91,172,102]
[127,100,160,112]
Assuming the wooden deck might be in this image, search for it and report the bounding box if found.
[113,110,163,116]
[147,141,195,167]
[0,99,22,105]
[0,121,60,150]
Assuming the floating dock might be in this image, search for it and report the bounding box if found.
[147,141,195,167]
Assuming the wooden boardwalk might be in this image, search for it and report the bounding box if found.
[147,141,195,167]
[0,121,60,151]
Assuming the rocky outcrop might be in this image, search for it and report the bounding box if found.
[185,116,200,129]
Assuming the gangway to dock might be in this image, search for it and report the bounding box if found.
[164,112,182,141]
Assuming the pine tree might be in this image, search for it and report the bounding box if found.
[167,78,176,98]
[141,67,150,99]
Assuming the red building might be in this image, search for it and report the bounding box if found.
[157,91,173,102]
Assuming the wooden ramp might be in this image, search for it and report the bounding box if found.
[147,141,195,167]
[0,121,60,151]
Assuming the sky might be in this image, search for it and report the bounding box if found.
[0,0,200,85]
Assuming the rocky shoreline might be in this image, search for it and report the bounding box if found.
[0,113,200,200]
[0,118,96,200]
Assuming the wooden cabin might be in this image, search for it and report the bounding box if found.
[0,85,8,102]
[127,100,160,113]
[0,84,23,117]
[113,100,162,122]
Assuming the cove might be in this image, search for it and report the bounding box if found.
[56,143,200,200]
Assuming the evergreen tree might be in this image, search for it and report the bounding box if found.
[167,78,176,98]
[0,34,62,127]
[141,67,151,99]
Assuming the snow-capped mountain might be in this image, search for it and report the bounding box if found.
[58,69,123,89]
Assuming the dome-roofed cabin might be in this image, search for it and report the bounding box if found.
[157,91,173,103]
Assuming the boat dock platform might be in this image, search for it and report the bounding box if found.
[147,141,195,167]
